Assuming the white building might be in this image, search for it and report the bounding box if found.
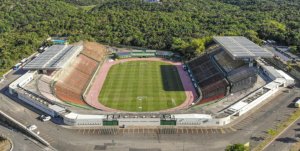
[174,114,212,126]
[9,71,36,94]
[64,112,105,126]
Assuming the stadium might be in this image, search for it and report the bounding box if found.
[9,37,295,127]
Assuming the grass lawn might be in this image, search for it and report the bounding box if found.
[99,61,186,112]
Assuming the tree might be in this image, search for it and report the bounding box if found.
[290,46,298,54]
[191,37,212,54]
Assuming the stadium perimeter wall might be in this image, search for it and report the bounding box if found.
[8,67,289,127]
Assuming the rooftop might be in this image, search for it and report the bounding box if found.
[213,36,274,59]
[23,45,83,70]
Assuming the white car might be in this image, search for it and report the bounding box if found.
[42,116,51,122]
[39,115,51,122]
[28,125,37,131]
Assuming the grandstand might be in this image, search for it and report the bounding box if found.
[24,45,83,71]
[213,50,245,73]
[131,50,156,57]
[53,42,107,106]
[55,54,98,106]
[187,36,273,104]
[187,54,229,103]
[115,49,173,59]
[80,41,107,62]
[227,67,257,93]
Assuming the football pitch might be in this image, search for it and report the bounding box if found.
[98,61,186,112]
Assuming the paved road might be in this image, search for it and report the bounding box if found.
[264,111,300,151]
[0,122,45,151]
[0,68,300,150]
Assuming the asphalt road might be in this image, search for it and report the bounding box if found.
[0,68,300,151]
[264,101,300,151]
[0,122,45,151]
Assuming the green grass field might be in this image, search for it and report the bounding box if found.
[99,61,186,112]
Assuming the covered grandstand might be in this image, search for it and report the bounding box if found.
[187,36,274,104]
[23,45,83,71]
[187,54,229,103]
[213,36,273,60]
[54,42,107,106]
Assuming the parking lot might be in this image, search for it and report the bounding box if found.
[75,126,237,136]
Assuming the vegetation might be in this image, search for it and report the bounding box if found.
[1,0,300,76]
[99,61,186,112]
[225,143,249,151]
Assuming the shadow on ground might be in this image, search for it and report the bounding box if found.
[276,137,298,143]
[160,65,185,91]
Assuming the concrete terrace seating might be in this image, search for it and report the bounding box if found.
[37,75,62,103]
[187,54,229,104]
[214,50,245,73]
[227,67,257,93]
[54,54,99,106]
[200,79,228,103]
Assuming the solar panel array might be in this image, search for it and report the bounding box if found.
[24,45,82,70]
[213,36,273,59]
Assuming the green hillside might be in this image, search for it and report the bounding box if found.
[0,0,300,75]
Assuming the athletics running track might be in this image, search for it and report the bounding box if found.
[84,58,198,112]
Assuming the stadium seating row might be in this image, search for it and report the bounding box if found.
[227,67,257,93]
[54,54,99,106]
[187,50,258,104]
[187,54,229,104]
[213,50,245,73]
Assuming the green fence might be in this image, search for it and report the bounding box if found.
[160,120,176,126]
[103,120,119,126]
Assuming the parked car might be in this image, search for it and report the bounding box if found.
[28,125,37,131]
[42,116,51,122]
[39,115,51,122]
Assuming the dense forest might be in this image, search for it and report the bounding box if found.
[0,0,300,75]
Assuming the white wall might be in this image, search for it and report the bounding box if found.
[118,118,160,126]
[9,71,36,94]
[63,113,104,126]
[18,93,56,117]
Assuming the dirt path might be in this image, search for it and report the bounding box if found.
[84,58,198,112]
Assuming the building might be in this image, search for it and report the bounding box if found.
[187,36,274,104]
[23,45,83,73]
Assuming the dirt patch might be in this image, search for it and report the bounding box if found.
[80,41,107,62]
[0,137,12,151]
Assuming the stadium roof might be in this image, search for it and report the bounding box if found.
[213,36,273,59]
[24,45,83,70]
